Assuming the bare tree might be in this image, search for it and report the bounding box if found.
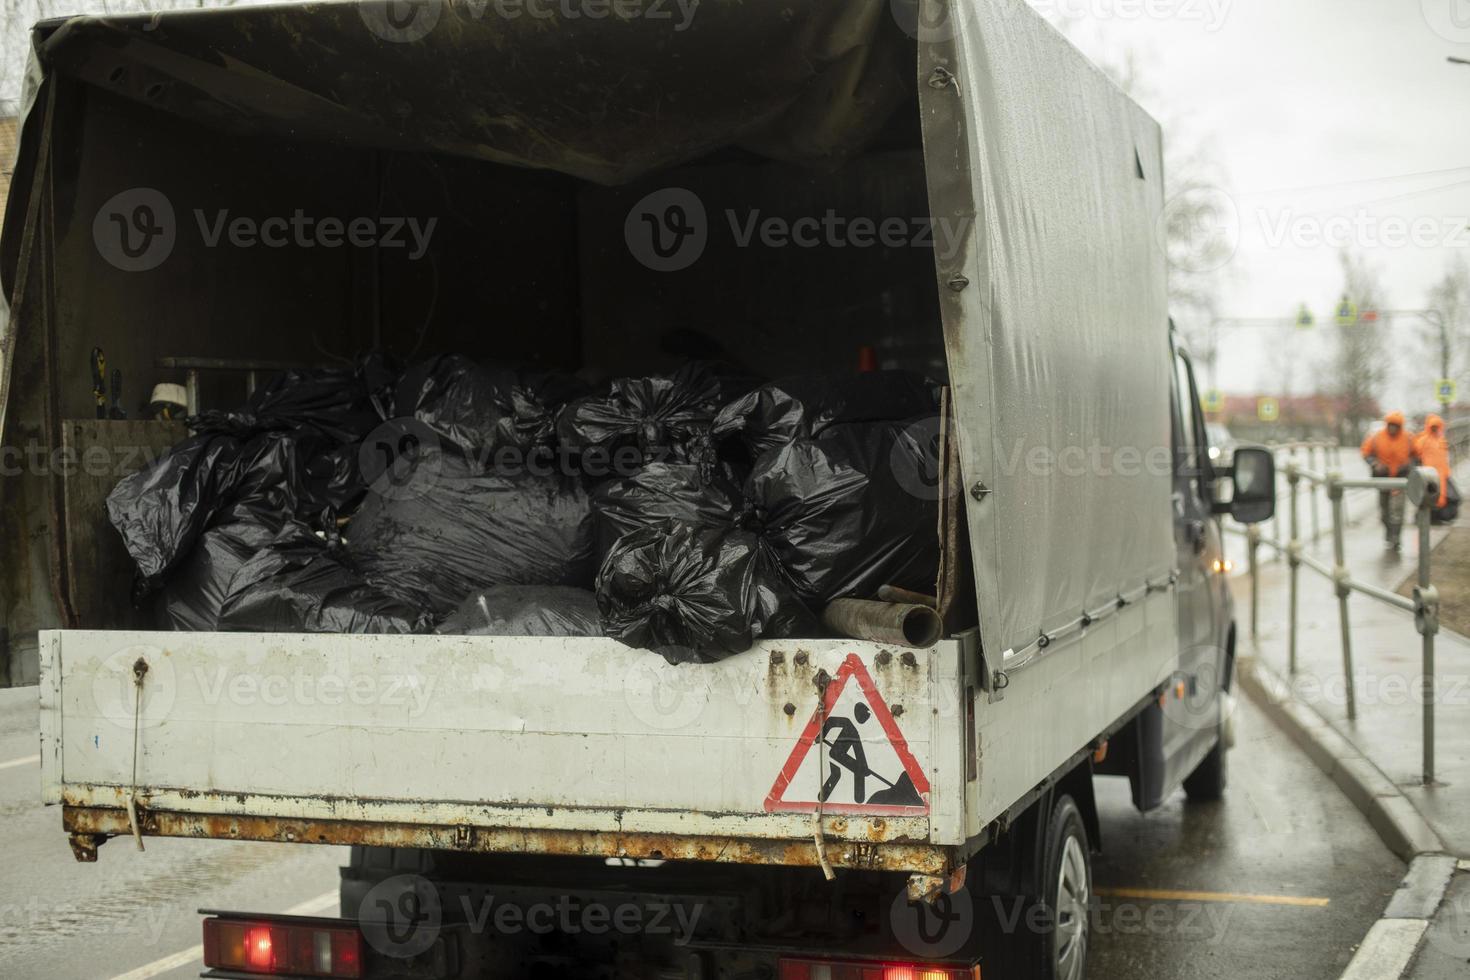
[1329,250,1388,441]
[1424,253,1470,392]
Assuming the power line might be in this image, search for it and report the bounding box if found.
[1243,165,1470,198]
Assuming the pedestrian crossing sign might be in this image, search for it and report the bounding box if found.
[1335,298,1358,327]
[1258,397,1280,423]
[1437,379,1456,406]
[1202,389,1225,414]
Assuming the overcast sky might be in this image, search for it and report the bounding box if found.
[1049,0,1470,411]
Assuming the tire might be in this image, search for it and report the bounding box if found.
[1183,733,1228,802]
[978,794,1092,980]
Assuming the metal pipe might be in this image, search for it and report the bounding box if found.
[822,599,942,649]
[1328,472,1357,722]
[1415,478,1438,785]
[1309,446,1322,543]
[1347,580,1417,612]
[876,585,939,609]
[185,369,200,416]
[1287,463,1301,675]
[1247,523,1260,640]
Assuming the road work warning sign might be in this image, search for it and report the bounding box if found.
[765,654,931,816]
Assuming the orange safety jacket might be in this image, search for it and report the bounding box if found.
[1361,413,1416,477]
[1414,415,1451,508]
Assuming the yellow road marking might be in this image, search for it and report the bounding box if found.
[1094,886,1329,908]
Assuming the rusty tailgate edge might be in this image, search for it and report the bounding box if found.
[62,805,956,874]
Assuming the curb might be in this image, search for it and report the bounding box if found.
[1238,654,1453,979]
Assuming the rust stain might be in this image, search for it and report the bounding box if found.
[61,806,951,874]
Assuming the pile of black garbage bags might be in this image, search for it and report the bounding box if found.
[107,355,942,662]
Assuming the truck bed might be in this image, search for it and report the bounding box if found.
[40,630,967,873]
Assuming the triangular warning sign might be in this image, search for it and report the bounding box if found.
[765,653,931,816]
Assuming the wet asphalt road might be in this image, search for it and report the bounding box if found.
[1,687,1401,979]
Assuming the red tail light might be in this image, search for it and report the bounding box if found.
[778,957,977,980]
[203,916,363,978]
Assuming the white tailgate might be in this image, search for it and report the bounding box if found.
[40,631,966,847]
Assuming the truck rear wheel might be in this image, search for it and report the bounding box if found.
[1043,796,1092,980]
[979,793,1092,980]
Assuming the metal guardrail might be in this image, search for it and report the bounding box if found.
[1228,439,1446,784]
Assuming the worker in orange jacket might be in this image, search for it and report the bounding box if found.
[1413,414,1451,510]
[1361,411,1416,549]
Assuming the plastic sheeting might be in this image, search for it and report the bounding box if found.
[218,527,432,634]
[747,421,939,604]
[347,450,596,615]
[921,1,1175,662]
[438,586,602,637]
[556,364,737,467]
[393,354,584,460]
[22,1,910,186]
[713,371,938,457]
[590,462,744,557]
[596,522,816,663]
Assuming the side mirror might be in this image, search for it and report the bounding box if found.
[1218,446,1275,524]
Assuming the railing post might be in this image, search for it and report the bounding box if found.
[1247,523,1260,640]
[1309,444,1322,542]
[1287,461,1301,675]
[1414,476,1440,785]
[1328,472,1356,722]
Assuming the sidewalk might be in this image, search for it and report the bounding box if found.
[1232,467,1470,855]
[1233,460,1470,978]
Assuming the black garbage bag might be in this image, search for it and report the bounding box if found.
[556,363,733,468]
[713,371,938,457]
[218,526,433,634]
[394,354,585,462]
[596,522,816,663]
[1434,477,1461,524]
[190,354,395,444]
[438,585,603,636]
[156,511,288,631]
[347,450,596,615]
[107,429,331,596]
[589,462,745,557]
[745,420,940,603]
